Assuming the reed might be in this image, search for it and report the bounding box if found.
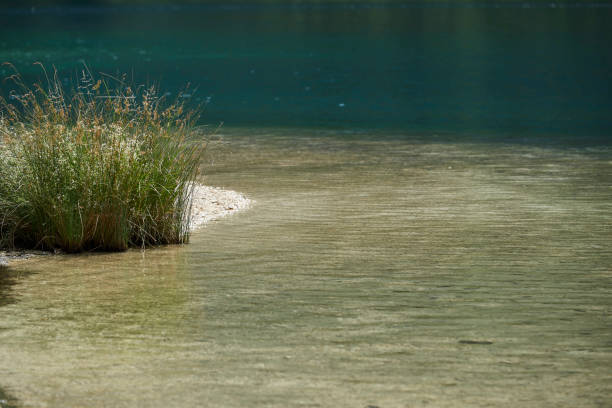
[0,64,205,252]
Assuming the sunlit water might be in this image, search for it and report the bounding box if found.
[1,2,612,406]
[1,128,611,407]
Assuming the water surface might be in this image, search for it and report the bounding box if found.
[1,2,611,407]
[1,129,611,407]
[1,2,611,140]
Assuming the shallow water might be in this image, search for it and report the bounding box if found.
[1,128,611,407]
[1,1,612,406]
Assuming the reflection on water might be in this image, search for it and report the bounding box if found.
[1,129,611,407]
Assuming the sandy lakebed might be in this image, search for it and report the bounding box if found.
[0,184,252,266]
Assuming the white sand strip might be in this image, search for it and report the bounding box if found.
[188,184,252,229]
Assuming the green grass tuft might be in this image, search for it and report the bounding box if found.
[0,63,206,252]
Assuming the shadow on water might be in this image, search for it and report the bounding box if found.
[0,269,24,308]
[0,387,19,408]
[0,269,26,408]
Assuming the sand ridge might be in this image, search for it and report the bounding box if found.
[189,184,252,229]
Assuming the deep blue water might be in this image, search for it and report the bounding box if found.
[1,2,611,143]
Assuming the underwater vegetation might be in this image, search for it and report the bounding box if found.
[0,63,205,252]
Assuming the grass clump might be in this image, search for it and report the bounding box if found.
[0,64,205,252]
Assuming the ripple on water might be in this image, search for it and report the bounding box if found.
[0,129,611,407]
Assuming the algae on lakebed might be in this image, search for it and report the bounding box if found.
[1,129,611,407]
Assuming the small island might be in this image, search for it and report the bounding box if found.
[0,64,250,263]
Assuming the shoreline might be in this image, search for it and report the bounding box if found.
[0,184,252,266]
[189,184,252,230]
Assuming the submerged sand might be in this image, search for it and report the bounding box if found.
[0,184,252,266]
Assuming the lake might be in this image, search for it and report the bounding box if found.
[2,2,612,140]
[0,2,611,407]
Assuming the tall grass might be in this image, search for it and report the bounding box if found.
[0,64,205,252]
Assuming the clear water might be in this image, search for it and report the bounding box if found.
[1,129,611,407]
[1,3,612,407]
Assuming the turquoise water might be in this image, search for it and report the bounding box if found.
[1,3,612,407]
[1,2,611,142]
